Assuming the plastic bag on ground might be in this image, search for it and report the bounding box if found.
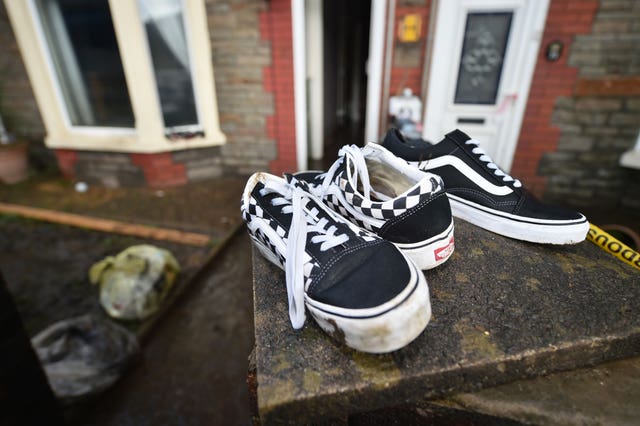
[31,314,139,405]
[89,244,180,320]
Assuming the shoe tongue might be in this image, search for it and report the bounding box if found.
[383,127,406,145]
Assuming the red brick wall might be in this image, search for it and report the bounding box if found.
[131,153,187,188]
[260,0,297,175]
[53,150,77,179]
[510,0,599,197]
[389,1,431,98]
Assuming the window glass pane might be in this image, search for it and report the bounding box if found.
[35,0,134,127]
[454,12,513,105]
[138,0,199,129]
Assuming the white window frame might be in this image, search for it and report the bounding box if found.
[5,0,225,153]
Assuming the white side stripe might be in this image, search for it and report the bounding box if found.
[414,156,514,196]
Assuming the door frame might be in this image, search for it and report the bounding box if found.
[292,0,390,170]
[423,0,550,171]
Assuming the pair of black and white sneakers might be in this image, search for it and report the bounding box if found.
[241,143,453,353]
[242,128,589,353]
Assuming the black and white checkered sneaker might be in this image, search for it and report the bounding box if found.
[241,172,431,353]
[295,144,455,270]
[382,128,589,244]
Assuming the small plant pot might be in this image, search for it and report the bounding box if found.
[0,141,29,184]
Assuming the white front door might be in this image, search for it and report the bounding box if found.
[423,0,549,171]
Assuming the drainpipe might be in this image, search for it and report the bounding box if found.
[292,0,307,171]
[365,0,387,144]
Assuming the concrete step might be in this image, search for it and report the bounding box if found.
[438,355,640,426]
[251,218,640,424]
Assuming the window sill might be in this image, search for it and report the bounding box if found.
[45,131,226,153]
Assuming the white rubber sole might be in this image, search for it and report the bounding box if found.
[305,258,431,353]
[448,194,589,244]
[393,220,455,270]
[252,237,431,353]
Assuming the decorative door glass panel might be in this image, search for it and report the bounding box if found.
[454,12,513,105]
[138,0,199,129]
[34,0,135,127]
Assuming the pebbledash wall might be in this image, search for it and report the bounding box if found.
[1,0,639,215]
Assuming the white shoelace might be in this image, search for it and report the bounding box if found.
[313,145,373,198]
[465,139,522,188]
[259,178,349,329]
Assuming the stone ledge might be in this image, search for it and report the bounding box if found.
[440,355,640,425]
[252,219,640,424]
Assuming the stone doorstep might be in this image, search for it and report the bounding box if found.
[435,355,640,426]
[251,219,640,424]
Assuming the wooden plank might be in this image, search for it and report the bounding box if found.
[0,202,211,247]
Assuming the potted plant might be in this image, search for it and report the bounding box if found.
[0,111,29,184]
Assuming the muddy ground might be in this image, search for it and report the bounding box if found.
[0,174,246,335]
[0,174,244,237]
[0,173,254,424]
[0,215,212,337]
[70,231,254,426]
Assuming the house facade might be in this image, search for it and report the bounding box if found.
[1,0,638,215]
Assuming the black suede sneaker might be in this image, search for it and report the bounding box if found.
[241,172,431,353]
[295,143,455,270]
[382,129,589,244]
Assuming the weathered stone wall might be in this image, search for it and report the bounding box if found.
[0,3,56,170]
[539,0,640,214]
[208,0,278,176]
[0,3,45,140]
[511,0,599,197]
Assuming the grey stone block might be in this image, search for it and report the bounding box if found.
[576,113,608,126]
[595,136,636,150]
[557,135,595,152]
[584,126,620,136]
[551,109,576,124]
[172,147,221,162]
[568,52,601,67]
[575,98,622,112]
[186,165,224,182]
[610,112,640,126]
[600,0,635,11]
[556,123,582,134]
[555,97,575,109]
